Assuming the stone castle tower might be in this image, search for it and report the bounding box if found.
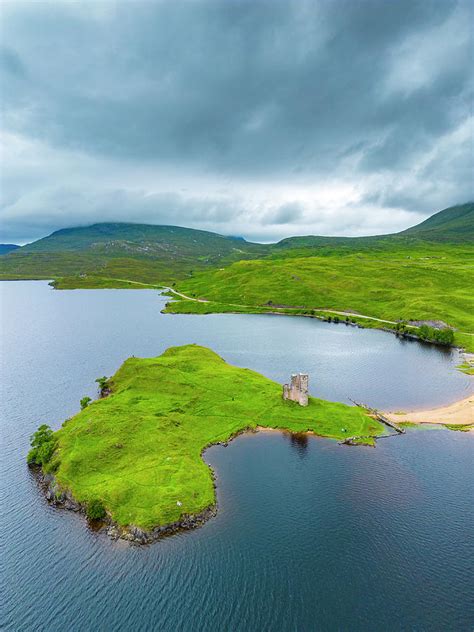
[283,373,309,406]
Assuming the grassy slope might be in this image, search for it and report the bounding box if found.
[400,202,474,242]
[173,242,474,334]
[0,223,266,284]
[2,205,472,348]
[51,345,383,529]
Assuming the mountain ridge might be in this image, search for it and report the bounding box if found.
[0,202,471,285]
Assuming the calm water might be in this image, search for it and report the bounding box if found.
[1,281,473,631]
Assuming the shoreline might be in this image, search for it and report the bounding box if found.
[32,396,472,546]
[385,394,473,428]
[33,425,377,545]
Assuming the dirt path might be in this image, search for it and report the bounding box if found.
[160,286,401,324]
[161,286,210,303]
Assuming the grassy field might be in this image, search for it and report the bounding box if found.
[171,243,474,350]
[34,345,383,530]
[3,205,473,351]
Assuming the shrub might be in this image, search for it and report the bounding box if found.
[95,376,108,390]
[417,325,454,346]
[434,327,454,346]
[333,316,340,324]
[27,424,57,466]
[95,376,110,396]
[80,396,92,410]
[86,499,106,521]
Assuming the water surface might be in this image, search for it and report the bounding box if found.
[1,281,473,631]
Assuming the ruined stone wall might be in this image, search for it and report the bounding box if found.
[283,373,309,406]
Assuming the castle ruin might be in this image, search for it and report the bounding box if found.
[283,373,309,406]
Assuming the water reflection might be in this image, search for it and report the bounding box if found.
[285,431,309,457]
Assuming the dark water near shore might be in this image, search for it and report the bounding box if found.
[1,281,473,631]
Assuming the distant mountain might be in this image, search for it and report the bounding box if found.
[0,203,471,285]
[0,244,20,255]
[0,223,267,284]
[19,222,263,257]
[399,202,474,242]
[274,202,474,250]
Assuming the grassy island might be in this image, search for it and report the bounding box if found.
[30,345,383,538]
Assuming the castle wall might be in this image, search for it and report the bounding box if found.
[283,373,309,406]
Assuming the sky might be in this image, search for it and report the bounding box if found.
[1,0,473,244]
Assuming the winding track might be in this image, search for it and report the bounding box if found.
[93,278,472,335]
[160,286,399,324]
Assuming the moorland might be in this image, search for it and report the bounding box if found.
[1,202,473,350]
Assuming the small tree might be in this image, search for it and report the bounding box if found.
[95,376,110,396]
[86,499,106,521]
[27,424,57,466]
[80,396,92,410]
[95,376,108,389]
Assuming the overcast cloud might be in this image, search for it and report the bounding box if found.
[1,0,472,244]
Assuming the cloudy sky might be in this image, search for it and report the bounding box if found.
[1,0,473,244]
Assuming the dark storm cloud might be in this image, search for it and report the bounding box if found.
[0,0,472,242]
[264,203,305,225]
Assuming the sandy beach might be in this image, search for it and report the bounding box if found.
[385,395,474,427]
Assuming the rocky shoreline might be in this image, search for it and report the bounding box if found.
[35,467,218,545]
[32,424,382,544]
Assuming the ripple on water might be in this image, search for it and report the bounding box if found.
[1,282,473,631]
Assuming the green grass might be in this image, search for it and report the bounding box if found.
[444,423,474,432]
[3,206,472,351]
[50,276,160,290]
[42,345,383,530]
[172,243,474,350]
[456,361,474,375]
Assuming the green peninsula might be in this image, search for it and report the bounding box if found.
[31,345,383,537]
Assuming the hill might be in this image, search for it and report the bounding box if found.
[19,222,263,256]
[400,202,474,242]
[274,203,474,251]
[162,205,474,350]
[1,203,472,285]
[1,205,473,350]
[28,345,381,540]
[0,244,20,255]
[171,242,473,337]
[0,223,267,285]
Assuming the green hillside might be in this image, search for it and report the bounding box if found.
[161,204,473,348]
[1,204,472,349]
[19,222,262,256]
[172,242,473,334]
[0,223,267,284]
[274,203,473,252]
[1,203,472,285]
[400,202,474,242]
[29,345,382,535]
